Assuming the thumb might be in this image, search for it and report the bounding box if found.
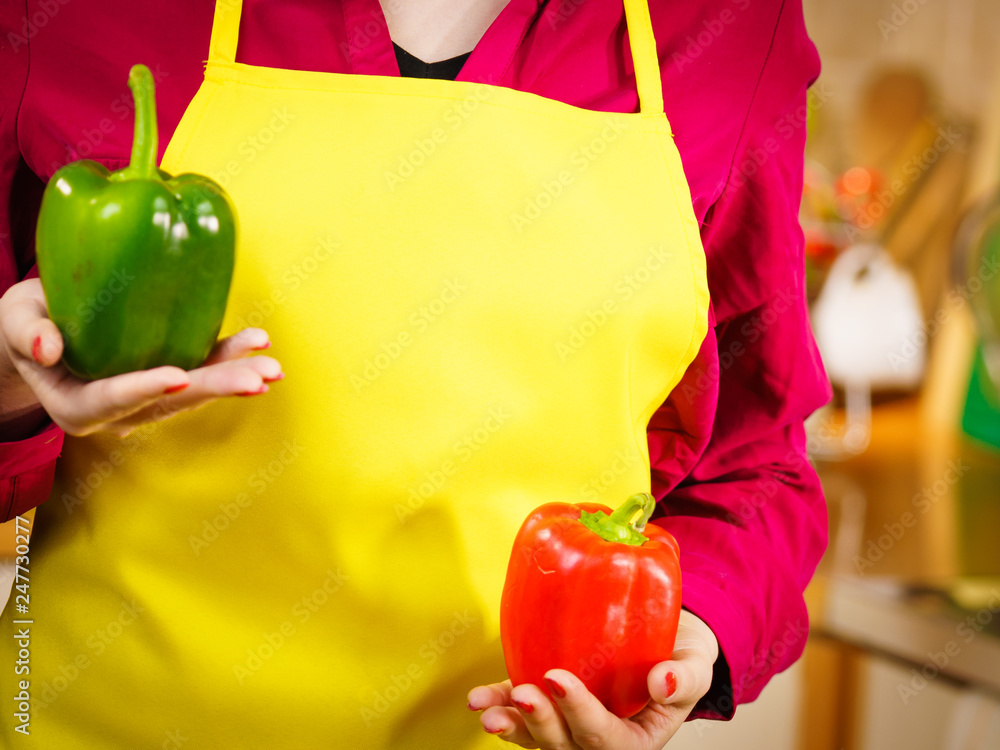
[647,610,719,707]
[1,279,64,367]
[26,318,65,368]
[647,656,713,708]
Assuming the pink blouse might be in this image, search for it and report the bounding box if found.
[0,0,831,722]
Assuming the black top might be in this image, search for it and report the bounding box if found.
[393,42,472,81]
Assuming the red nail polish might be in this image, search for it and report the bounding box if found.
[467,702,479,712]
[31,335,43,363]
[252,341,272,350]
[263,372,285,383]
[483,726,504,735]
[163,383,189,395]
[544,677,566,699]
[512,699,534,714]
[236,385,268,396]
[665,671,677,699]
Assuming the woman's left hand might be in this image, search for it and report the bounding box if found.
[468,610,719,749]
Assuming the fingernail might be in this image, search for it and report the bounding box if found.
[544,677,566,699]
[236,384,269,396]
[263,372,285,383]
[665,671,677,700]
[32,335,43,364]
[511,699,534,714]
[467,702,479,712]
[483,726,504,735]
[163,383,190,395]
[252,341,272,350]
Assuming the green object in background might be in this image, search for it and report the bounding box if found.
[957,179,1000,451]
[961,342,1000,451]
[35,64,237,380]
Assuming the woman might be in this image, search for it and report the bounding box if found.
[0,0,830,747]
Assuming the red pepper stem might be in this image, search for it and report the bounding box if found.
[115,64,159,182]
[608,492,655,533]
[579,493,656,546]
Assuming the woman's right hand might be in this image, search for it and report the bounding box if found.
[0,277,283,438]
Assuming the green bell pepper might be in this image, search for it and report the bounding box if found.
[35,64,237,380]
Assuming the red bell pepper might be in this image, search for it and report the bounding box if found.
[500,492,682,718]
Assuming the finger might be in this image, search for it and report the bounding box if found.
[13,357,75,415]
[625,660,710,745]
[34,365,189,436]
[202,327,271,366]
[33,352,279,436]
[507,680,576,748]
[189,354,283,395]
[468,680,513,711]
[75,366,192,425]
[541,670,643,749]
[103,356,283,434]
[478,704,539,748]
[0,281,64,368]
[647,657,712,709]
[646,611,718,708]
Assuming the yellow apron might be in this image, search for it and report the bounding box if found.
[1,1,708,746]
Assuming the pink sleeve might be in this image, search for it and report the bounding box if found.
[1,421,64,522]
[0,5,65,522]
[648,0,831,719]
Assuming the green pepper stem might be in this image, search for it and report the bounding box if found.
[579,493,656,546]
[608,492,655,533]
[116,64,159,181]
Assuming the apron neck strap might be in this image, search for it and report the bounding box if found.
[623,0,664,115]
[206,0,664,114]
[208,0,243,66]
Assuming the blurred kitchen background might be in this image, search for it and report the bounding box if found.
[667,0,1000,748]
[3,0,1000,748]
